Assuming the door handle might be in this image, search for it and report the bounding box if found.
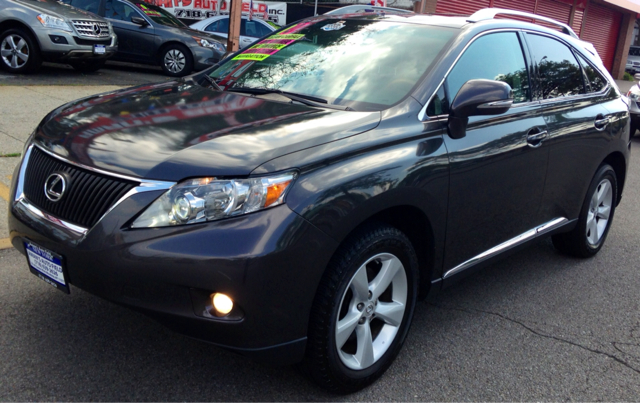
[594,114,611,130]
[527,128,548,147]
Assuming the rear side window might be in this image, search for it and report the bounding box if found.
[527,34,584,99]
[446,32,530,104]
[577,54,608,93]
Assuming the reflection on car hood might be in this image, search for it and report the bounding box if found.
[15,0,103,19]
[35,81,381,181]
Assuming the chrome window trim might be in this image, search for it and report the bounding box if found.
[13,143,175,238]
[418,28,525,121]
[419,28,614,121]
[443,217,569,279]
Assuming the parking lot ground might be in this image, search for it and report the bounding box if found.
[0,82,640,401]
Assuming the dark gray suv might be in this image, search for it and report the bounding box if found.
[8,9,631,393]
[0,0,117,73]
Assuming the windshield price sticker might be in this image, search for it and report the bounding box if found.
[233,33,304,61]
[321,21,345,31]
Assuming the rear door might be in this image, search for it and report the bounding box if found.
[526,32,618,223]
[440,31,549,276]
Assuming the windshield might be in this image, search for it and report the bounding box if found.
[209,18,455,111]
[135,3,186,28]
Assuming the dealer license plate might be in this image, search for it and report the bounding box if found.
[94,45,106,54]
[24,240,69,294]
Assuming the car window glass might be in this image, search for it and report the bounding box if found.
[243,20,268,38]
[215,18,229,33]
[527,34,584,99]
[577,54,607,93]
[630,47,640,57]
[446,32,529,104]
[64,0,100,13]
[255,22,273,37]
[205,21,218,33]
[105,0,139,21]
[426,85,449,116]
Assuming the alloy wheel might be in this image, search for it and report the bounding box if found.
[1,34,29,69]
[586,178,613,246]
[164,49,185,74]
[335,252,407,370]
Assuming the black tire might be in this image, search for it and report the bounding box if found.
[0,28,42,74]
[70,60,106,73]
[302,223,419,394]
[552,164,617,258]
[159,44,193,77]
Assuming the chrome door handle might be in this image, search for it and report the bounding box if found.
[527,128,548,147]
[594,115,611,130]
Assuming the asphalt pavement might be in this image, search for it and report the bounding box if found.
[0,74,639,401]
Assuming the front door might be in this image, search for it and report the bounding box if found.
[440,31,550,275]
[103,0,155,62]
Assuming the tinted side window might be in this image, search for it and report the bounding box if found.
[527,34,584,99]
[205,21,219,33]
[577,54,607,93]
[254,21,273,37]
[216,18,230,34]
[67,0,100,13]
[447,32,530,104]
[105,0,139,21]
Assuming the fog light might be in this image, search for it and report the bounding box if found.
[211,293,233,316]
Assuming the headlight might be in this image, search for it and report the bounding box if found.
[36,14,73,32]
[192,36,226,53]
[131,172,296,228]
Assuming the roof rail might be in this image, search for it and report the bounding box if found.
[467,8,579,39]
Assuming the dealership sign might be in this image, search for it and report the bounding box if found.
[146,0,287,25]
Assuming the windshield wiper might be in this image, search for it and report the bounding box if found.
[226,87,353,111]
[201,75,222,91]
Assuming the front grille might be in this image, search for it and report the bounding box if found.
[72,20,110,39]
[24,147,138,228]
[73,37,111,46]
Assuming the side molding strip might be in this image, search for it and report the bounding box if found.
[443,217,568,279]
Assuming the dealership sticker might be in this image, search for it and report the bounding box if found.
[232,33,305,61]
[321,21,345,31]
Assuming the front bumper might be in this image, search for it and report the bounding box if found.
[34,26,118,62]
[8,146,338,365]
[190,45,223,71]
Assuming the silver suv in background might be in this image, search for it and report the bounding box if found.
[0,0,117,73]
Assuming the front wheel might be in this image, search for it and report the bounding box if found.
[552,164,617,257]
[0,28,41,74]
[159,44,193,77]
[303,224,419,393]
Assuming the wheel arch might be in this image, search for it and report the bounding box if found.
[0,19,40,46]
[602,151,626,206]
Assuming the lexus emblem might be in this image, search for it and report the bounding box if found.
[92,23,101,35]
[44,173,67,202]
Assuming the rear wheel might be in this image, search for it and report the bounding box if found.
[552,164,617,257]
[303,224,419,394]
[0,28,41,74]
[70,60,106,73]
[159,44,193,77]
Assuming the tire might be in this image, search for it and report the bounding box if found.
[0,28,41,74]
[630,121,638,138]
[159,44,193,77]
[70,60,106,73]
[302,223,419,394]
[552,164,617,258]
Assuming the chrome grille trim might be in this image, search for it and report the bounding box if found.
[72,20,111,39]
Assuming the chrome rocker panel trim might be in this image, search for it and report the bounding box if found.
[443,217,569,279]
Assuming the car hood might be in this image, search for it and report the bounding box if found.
[14,0,103,20]
[34,81,381,181]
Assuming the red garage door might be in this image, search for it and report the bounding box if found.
[581,2,622,71]
[435,0,490,16]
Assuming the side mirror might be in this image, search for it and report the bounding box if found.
[131,16,149,26]
[634,73,640,82]
[448,79,513,139]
